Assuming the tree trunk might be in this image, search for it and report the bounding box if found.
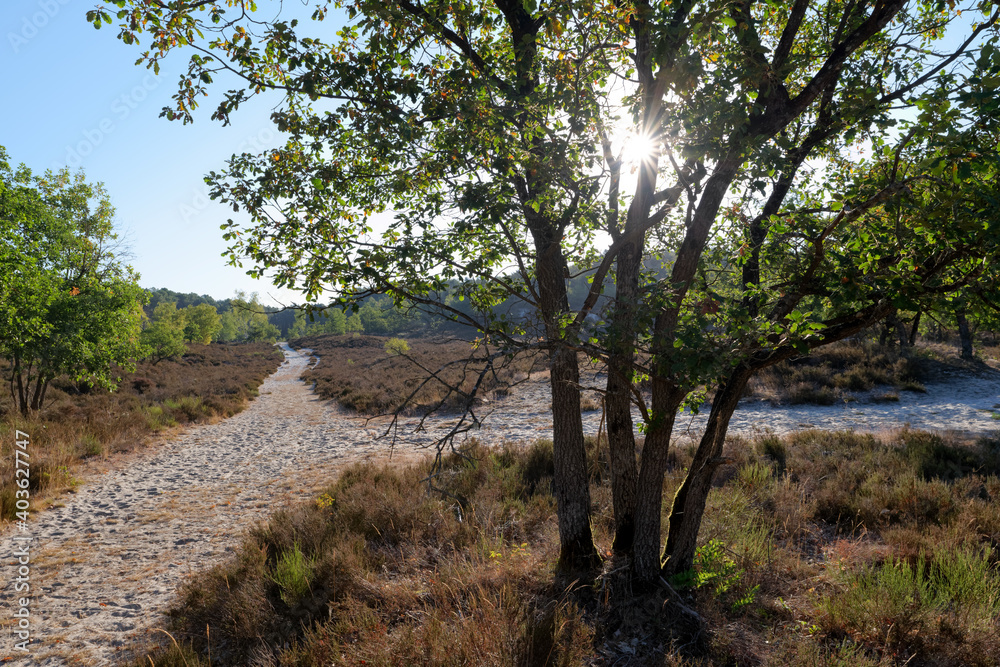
[880,308,897,346]
[957,309,974,360]
[895,317,910,353]
[908,312,921,346]
[30,373,47,412]
[605,240,642,554]
[661,365,752,576]
[630,381,683,582]
[14,356,29,418]
[549,344,600,570]
[531,221,600,572]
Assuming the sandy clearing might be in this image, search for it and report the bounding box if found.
[0,343,997,664]
[472,366,1000,445]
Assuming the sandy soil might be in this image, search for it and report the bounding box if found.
[1,344,998,664]
[474,364,1000,445]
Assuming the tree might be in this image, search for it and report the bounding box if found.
[91,0,1000,583]
[321,308,348,335]
[345,313,364,334]
[91,0,621,569]
[609,2,1000,580]
[358,302,389,334]
[141,301,188,362]
[0,147,146,415]
[183,302,223,344]
[216,291,281,343]
[288,306,349,337]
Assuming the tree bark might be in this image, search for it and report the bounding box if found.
[605,240,642,554]
[895,316,910,353]
[549,343,600,570]
[532,221,600,571]
[908,311,922,346]
[30,373,47,412]
[880,308,897,346]
[14,356,28,418]
[630,381,684,582]
[661,364,753,576]
[957,309,974,360]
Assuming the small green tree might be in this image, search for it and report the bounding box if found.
[182,302,222,344]
[292,306,348,336]
[141,301,187,362]
[358,303,388,334]
[216,291,281,343]
[384,338,409,356]
[345,313,364,334]
[0,148,146,415]
[216,310,238,342]
[288,310,309,339]
[319,308,347,335]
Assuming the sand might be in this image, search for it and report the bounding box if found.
[0,343,997,664]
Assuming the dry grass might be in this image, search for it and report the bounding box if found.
[128,439,604,666]
[291,333,545,415]
[745,340,935,405]
[0,343,282,521]
[127,426,1000,666]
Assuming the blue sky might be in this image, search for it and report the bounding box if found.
[1,0,308,306]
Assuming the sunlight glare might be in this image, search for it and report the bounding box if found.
[620,130,657,169]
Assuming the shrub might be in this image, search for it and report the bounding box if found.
[755,435,787,472]
[744,340,937,405]
[135,450,590,666]
[80,434,103,458]
[383,337,410,356]
[824,548,1000,653]
[669,539,760,611]
[270,543,314,605]
[125,429,1000,667]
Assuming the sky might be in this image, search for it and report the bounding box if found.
[1,0,316,307]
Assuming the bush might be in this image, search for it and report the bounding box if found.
[383,337,410,356]
[744,340,932,405]
[135,449,588,666]
[825,548,1000,653]
[125,428,1000,667]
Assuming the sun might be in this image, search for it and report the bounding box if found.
[619,130,658,170]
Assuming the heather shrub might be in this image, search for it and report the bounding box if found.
[292,334,544,414]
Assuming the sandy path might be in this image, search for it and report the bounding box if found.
[1,345,998,664]
[0,344,425,665]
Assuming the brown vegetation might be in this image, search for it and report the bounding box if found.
[291,334,545,415]
[0,343,282,520]
[130,426,1000,666]
[744,340,937,405]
